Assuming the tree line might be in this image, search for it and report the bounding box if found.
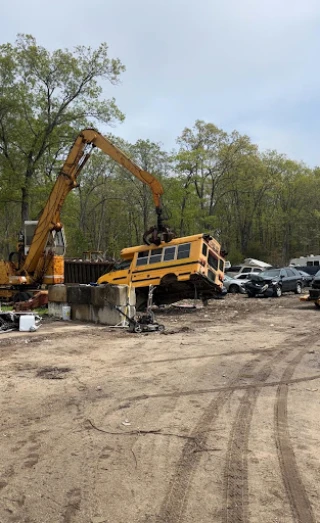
[1,35,319,266]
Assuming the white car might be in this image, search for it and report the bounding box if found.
[223,274,249,294]
[226,266,263,278]
[234,273,255,281]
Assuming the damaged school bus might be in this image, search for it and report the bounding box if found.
[97,233,226,309]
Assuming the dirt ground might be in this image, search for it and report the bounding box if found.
[0,293,320,523]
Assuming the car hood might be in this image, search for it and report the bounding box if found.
[246,275,278,285]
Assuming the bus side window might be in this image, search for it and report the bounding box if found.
[208,252,218,270]
[219,259,224,272]
[177,243,191,259]
[163,246,176,261]
[202,243,208,257]
[136,251,149,266]
[149,248,162,264]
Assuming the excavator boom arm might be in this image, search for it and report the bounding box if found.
[22,129,165,274]
[81,130,164,209]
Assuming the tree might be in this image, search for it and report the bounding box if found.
[126,139,170,234]
[175,121,258,239]
[176,120,226,216]
[0,34,125,227]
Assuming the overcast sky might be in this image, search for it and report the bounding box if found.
[3,0,320,166]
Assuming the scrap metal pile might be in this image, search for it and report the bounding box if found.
[0,312,41,332]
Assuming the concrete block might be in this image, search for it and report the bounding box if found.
[92,285,136,307]
[48,301,69,319]
[90,286,108,308]
[99,304,136,325]
[48,285,67,303]
[71,303,91,322]
[49,284,137,326]
[94,305,124,326]
[70,303,130,326]
[104,284,127,305]
[67,285,91,304]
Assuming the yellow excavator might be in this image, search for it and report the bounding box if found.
[0,128,174,301]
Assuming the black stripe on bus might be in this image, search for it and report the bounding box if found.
[133,278,159,283]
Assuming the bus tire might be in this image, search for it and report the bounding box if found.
[161,274,177,285]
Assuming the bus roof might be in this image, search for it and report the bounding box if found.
[120,233,220,258]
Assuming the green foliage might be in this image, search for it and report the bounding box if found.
[0,34,125,226]
[0,35,318,265]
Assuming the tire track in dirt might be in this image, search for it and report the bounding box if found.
[275,349,316,523]
[223,350,287,523]
[156,353,272,523]
[125,372,320,402]
[123,348,273,367]
[156,334,317,523]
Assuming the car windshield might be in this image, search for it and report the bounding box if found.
[315,270,320,277]
[260,269,281,278]
[223,275,232,281]
[298,271,309,276]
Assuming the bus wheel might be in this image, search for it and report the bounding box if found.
[161,274,177,285]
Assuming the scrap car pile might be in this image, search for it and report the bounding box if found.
[224,258,313,299]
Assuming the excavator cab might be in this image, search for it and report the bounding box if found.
[7,222,66,285]
[18,221,66,258]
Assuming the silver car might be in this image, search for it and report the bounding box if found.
[223,274,248,294]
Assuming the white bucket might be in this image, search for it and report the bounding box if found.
[61,305,71,321]
[19,315,36,332]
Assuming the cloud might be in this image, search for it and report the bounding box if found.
[2,0,320,165]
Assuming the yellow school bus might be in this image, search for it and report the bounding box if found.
[97,233,226,308]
